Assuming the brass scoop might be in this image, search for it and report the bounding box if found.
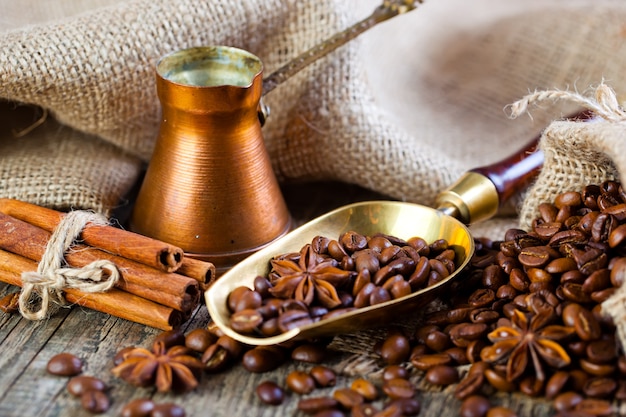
[205,139,545,345]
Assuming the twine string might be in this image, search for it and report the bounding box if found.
[18,210,120,320]
[506,82,626,122]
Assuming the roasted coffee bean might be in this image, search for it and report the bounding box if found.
[80,390,110,414]
[379,245,403,265]
[445,346,470,365]
[509,268,530,292]
[554,391,584,412]
[583,377,617,398]
[310,365,337,387]
[243,346,286,373]
[545,371,569,400]
[518,246,555,268]
[562,303,601,341]
[538,203,559,223]
[586,338,617,363]
[253,275,273,298]
[370,286,392,305]
[327,239,348,261]
[483,368,515,392]
[227,286,252,313]
[297,396,339,414]
[579,358,615,377]
[468,289,495,308]
[151,403,186,417]
[277,309,313,332]
[382,365,409,381]
[573,398,614,416]
[340,231,368,253]
[354,282,376,308]
[120,398,155,417]
[286,370,316,394]
[333,387,364,409]
[256,380,285,405]
[485,407,518,417]
[46,352,83,376]
[481,264,505,290]
[382,378,415,400]
[425,364,458,386]
[469,308,499,324]
[386,398,421,416]
[380,333,411,365]
[184,328,216,353]
[410,353,453,371]
[202,344,231,373]
[424,330,451,352]
[460,395,490,417]
[518,375,544,397]
[466,339,488,364]
[292,343,327,364]
[67,375,106,397]
[373,257,417,285]
[454,370,484,400]
[230,308,263,334]
[389,278,412,299]
[449,323,488,347]
[351,378,378,401]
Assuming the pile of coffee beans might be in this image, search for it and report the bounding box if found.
[226,232,459,337]
[45,350,187,416]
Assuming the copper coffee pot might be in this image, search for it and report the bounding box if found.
[130,1,421,273]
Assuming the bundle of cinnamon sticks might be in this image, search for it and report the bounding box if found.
[0,198,216,330]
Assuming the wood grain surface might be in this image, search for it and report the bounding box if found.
[0,181,574,417]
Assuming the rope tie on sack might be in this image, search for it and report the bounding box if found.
[507,82,626,122]
[509,81,626,352]
[18,211,120,320]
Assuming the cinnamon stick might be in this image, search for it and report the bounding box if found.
[0,198,184,273]
[178,257,217,290]
[0,249,184,330]
[0,212,199,313]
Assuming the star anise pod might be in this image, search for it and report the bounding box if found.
[268,244,354,309]
[480,308,574,382]
[111,341,203,393]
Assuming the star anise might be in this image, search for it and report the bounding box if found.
[111,341,203,393]
[480,308,574,382]
[268,244,354,309]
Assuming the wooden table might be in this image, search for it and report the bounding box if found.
[0,181,557,417]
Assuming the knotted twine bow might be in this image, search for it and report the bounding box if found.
[18,210,120,320]
[508,82,626,352]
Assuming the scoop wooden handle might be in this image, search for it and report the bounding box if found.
[436,111,594,224]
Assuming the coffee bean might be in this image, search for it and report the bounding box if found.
[573,398,614,416]
[562,303,601,341]
[243,346,286,373]
[46,353,83,376]
[332,387,364,409]
[387,398,421,416]
[340,231,368,253]
[380,333,411,365]
[382,378,415,400]
[460,395,490,417]
[184,328,216,353]
[586,338,617,364]
[256,380,285,405]
[297,396,339,414]
[454,370,484,400]
[425,364,458,386]
[121,398,155,417]
[351,378,378,401]
[277,309,313,333]
[67,376,106,397]
[80,390,110,414]
[151,403,186,417]
[230,308,263,334]
[310,365,337,387]
[410,353,453,371]
[483,368,515,392]
[583,377,617,398]
[486,406,518,417]
[554,391,584,412]
[286,370,316,394]
[382,365,409,381]
[545,371,569,400]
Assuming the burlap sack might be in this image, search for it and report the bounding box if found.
[1,0,626,224]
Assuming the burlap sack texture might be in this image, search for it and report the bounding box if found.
[1,0,626,223]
